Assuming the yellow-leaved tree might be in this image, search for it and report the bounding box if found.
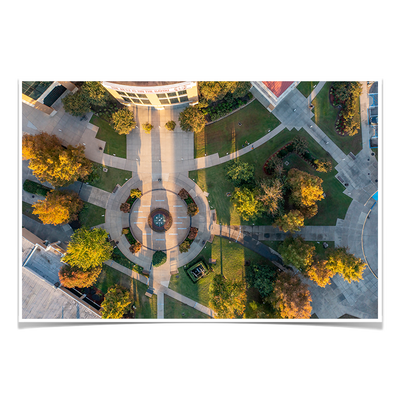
[22,132,92,187]
[288,168,324,208]
[32,190,83,225]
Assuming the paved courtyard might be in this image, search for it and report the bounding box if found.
[130,189,190,251]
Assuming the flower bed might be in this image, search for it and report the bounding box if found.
[147,208,173,232]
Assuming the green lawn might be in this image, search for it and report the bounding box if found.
[22,201,42,223]
[89,162,132,193]
[296,82,319,98]
[111,247,143,275]
[189,127,352,226]
[95,264,157,319]
[168,236,274,308]
[90,115,127,158]
[194,99,280,158]
[164,295,211,319]
[78,202,105,228]
[311,82,362,155]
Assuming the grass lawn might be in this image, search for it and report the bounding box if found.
[111,247,143,275]
[194,99,280,158]
[95,264,157,318]
[296,81,319,98]
[78,202,105,228]
[168,236,274,308]
[189,127,352,226]
[22,201,42,224]
[90,115,127,158]
[164,295,211,319]
[311,82,362,155]
[89,162,132,193]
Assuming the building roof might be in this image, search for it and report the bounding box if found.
[262,81,294,98]
[107,81,184,87]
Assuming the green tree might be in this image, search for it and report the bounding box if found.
[32,190,83,225]
[273,210,304,233]
[246,264,278,298]
[278,236,315,272]
[226,160,255,185]
[63,227,113,271]
[62,91,91,116]
[293,136,308,156]
[209,274,246,319]
[101,285,132,319]
[231,187,262,221]
[179,239,191,253]
[198,81,251,103]
[22,132,92,187]
[178,105,206,133]
[81,81,108,107]
[152,251,167,267]
[111,108,136,135]
[326,247,366,283]
[165,120,176,131]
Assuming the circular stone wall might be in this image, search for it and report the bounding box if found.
[129,189,190,251]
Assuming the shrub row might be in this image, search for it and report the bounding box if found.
[23,179,51,197]
[202,92,253,122]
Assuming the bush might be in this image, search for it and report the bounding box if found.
[111,109,136,135]
[152,251,167,267]
[122,228,129,235]
[130,188,142,199]
[178,188,189,200]
[188,227,198,240]
[120,202,131,213]
[129,242,142,253]
[179,239,191,253]
[165,120,176,131]
[187,202,199,217]
[23,180,51,196]
[142,122,153,133]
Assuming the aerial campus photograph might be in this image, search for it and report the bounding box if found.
[20,80,380,321]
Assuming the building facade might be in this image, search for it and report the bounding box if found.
[22,81,78,116]
[101,81,199,110]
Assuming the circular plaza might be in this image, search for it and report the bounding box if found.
[104,173,213,273]
[129,189,191,251]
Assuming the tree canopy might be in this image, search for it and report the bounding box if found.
[111,108,136,135]
[273,209,304,233]
[288,168,324,208]
[209,274,246,319]
[255,178,284,216]
[61,91,91,116]
[326,247,366,283]
[101,285,132,319]
[58,264,102,289]
[278,236,315,272]
[81,81,108,107]
[22,132,92,187]
[178,105,206,133]
[32,190,83,225]
[306,259,334,288]
[226,160,255,185]
[231,187,262,221]
[198,81,251,103]
[63,227,113,271]
[246,264,278,298]
[271,272,312,319]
